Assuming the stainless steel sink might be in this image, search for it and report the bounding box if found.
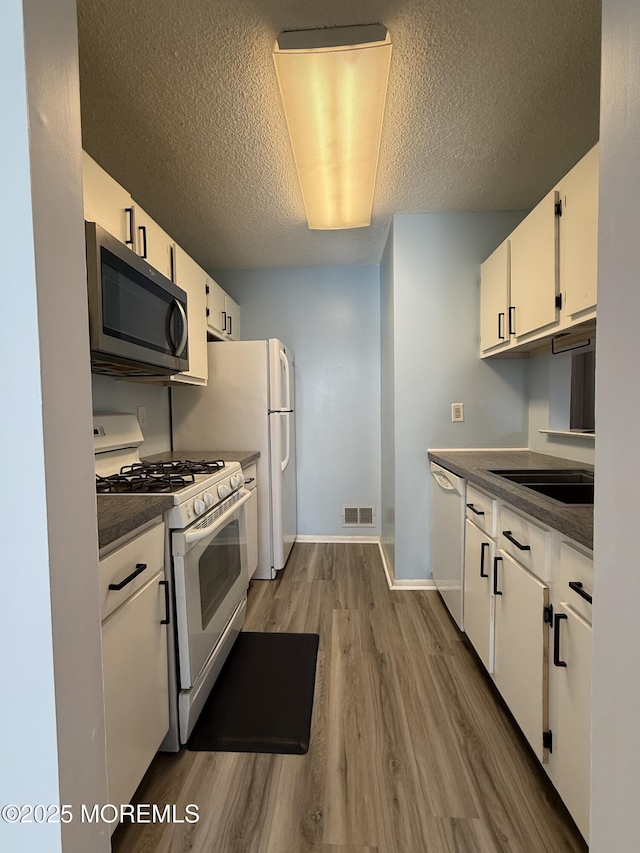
[489,469,594,505]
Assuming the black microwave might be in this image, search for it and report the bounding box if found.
[85,221,189,376]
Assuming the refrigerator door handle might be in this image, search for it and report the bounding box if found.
[280,412,291,472]
[280,347,292,411]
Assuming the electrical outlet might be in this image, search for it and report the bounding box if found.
[451,403,464,423]
[137,405,147,428]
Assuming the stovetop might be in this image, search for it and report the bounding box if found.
[95,459,226,494]
[92,415,247,530]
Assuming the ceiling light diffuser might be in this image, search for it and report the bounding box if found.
[273,25,392,230]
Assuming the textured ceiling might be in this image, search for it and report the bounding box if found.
[77,0,601,271]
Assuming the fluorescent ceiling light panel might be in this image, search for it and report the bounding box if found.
[273,25,392,230]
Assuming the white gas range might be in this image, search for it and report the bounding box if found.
[94,413,251,750]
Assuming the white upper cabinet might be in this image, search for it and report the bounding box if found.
[206,277,227,338]
[82,151,133,245]
[171,247,208,386]
[206,279,241,341]
[480,239,510,353]
[82,151,240,384]
[480,144,598,358]
[558,145,599,317]
[224,293,241,341]
[132,203,175,281]
[509,187,560,339]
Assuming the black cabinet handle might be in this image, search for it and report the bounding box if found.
[159,579,170,625]
[569,581,592,604]
[108,562,147,591]
[466,503,485,516]
[502,530,531,551]
[553,613,568,667]
[493,555,503,595]
[508,306,516,335]
[138,225,148,259]
[228,315,233,336]
[222,310,227,332]
[498,312,505,340]
[480,542,489,578]
[125,207,135,246]
[244,477,255,485]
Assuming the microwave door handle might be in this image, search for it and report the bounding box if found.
[173,299,188,357]
[183,489,252,545]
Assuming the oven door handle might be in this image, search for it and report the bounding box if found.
[182,489,252,545]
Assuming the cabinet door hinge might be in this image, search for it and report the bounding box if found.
[555,294,563,310]
[554,200,563,216]
[206,308,210,317]
[544,604,554,625]
[543,730,553,753]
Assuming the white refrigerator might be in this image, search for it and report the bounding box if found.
[172,339,297,579]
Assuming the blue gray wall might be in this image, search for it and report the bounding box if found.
[217,265,382,537]
[527,353,595,465]
[92,375,171,456]
[386,212,530,579]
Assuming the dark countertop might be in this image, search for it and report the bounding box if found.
[97,449,260,550]
[97,494,173,551]
[143,450,260,469]
[428,449,594,549]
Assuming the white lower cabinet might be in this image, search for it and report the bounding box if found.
[100,522,169,825]
[463,519,494,672]
[547,602,592,841]
[546,540,593,842]
[462,493,592,840]
[492,549,549,763]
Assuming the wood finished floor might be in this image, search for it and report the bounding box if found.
[111,543,587,853]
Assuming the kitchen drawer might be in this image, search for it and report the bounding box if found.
[466,484,496,537]
[100,521,165,620]
[243,462,258,491]
[498,504,551,581]
[558,540,593,624]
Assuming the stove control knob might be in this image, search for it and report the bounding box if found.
[230,473,243,489]
[193,498,206,515]
[218,483,231,499]
[203,492,215,508]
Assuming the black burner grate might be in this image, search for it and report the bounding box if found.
[95,459,225,494]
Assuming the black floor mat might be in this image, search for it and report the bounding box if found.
[187,631,319,755]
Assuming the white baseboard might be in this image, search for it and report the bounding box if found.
[377,541,437,591]
[295,534,381,543]
[390,577,437,590]
[294,536,437,590]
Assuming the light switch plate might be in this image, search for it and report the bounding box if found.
[137,405,147,428]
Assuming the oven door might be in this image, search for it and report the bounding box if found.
[171,489,251,690]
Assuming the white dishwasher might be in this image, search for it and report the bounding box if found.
[429,461,466,630]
